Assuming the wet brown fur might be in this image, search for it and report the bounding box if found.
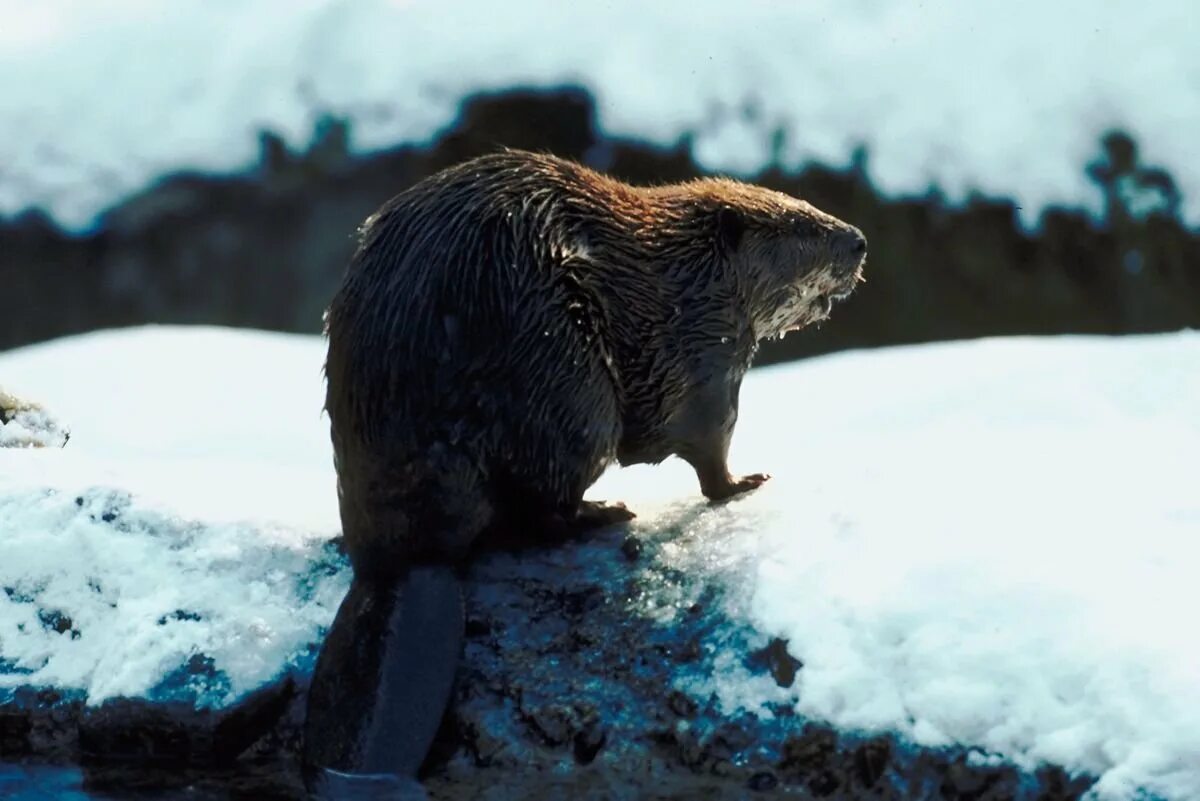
[323,149,865,578]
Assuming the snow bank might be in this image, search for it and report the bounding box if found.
[0,487,348,707]
[1,325,1198,799]
[1,0,1197,230]
[706,333,1200,801]
[0,327,339,530]
[0,328,348,707]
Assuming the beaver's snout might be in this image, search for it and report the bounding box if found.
[831,227,867,273]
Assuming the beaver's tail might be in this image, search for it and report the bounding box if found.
[303,565,464,800]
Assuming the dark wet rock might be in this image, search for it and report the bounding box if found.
[156,609,203,626]
[666,690,697,719]
[76,678,295,767]
[940,758,1022,801]
[572,719,606,766]
[518,702,577,747]
[0,521,1100,800]
[620,534,643,562]
[745,637,803,688]
[747,770,779,791]
[853,736,891,788]
[0,706,34,756]
[1035,765,1097,800]
[36,610,75,637]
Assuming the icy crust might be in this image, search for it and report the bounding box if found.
[0,390,68,449]
[0,485,349,707]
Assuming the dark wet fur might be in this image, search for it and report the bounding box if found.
[323,149,866,575]
[309,149,866,787]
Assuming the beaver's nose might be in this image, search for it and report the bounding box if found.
[833,228,867,259]
[831,228,867,276]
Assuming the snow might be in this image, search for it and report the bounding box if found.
[0,389,68,449]
[1,325,1199,799]
[0,327,338,530]
[710,335,1200,801]
[0,327,348,706]
[1,0,1198,230]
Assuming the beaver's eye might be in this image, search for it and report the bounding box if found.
[792,218,822,240]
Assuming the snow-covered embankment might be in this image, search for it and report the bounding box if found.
[1,326,1197,799]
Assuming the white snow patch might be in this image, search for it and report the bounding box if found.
[1,325,1198,799]
[0,327,347,705]
[0,326,339,530]
[0,0,1197,229]
[0,487,348,706]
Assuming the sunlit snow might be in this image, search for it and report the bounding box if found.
[1,325,1198,800]
[0,0,1197,229]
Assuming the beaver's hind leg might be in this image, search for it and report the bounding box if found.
[483,300,632,545]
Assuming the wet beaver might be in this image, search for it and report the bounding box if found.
[304,150,866,795]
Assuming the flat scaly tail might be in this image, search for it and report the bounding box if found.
[304,565,465,799]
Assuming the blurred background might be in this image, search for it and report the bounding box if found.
[1,0,1196,366]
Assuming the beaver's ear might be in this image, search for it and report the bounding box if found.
[715,206,745,253]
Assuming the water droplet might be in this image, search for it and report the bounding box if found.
[720,336,730,344]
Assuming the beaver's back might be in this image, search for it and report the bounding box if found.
[324,153,625,575]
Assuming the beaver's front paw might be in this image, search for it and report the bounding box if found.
[705,472,771,502]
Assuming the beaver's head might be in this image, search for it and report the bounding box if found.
[704,181,867,340]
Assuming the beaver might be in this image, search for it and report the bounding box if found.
[304,149,866,794]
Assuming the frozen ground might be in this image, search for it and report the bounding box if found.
[1,325,1198,799]
[0,0,1197,230]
